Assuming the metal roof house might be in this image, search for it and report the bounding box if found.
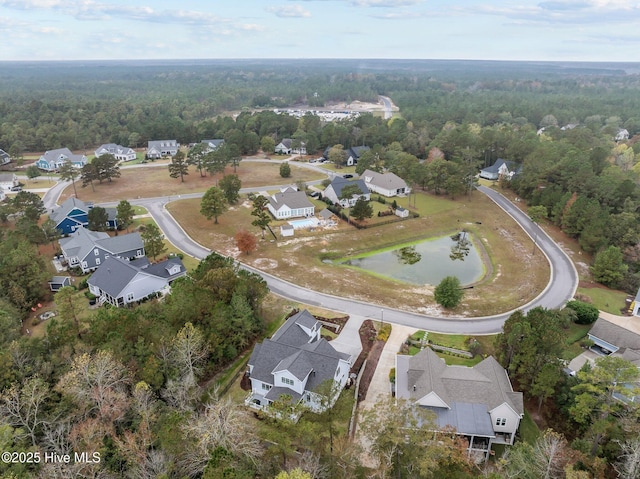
[396,348,524,460]
[246,309,351,416]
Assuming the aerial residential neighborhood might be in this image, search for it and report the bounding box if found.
[2,59,640,479]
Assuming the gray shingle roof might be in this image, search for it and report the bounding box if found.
[362,169,408,191]
[269,190,314,212]
[51,197,89,224]
[589,318,640,351]
[88,256,185,298]
[144,258,186,279]
[249,310,350,394]
[42,147,84,163]
[397,348,523,415]
[59,228,143,261]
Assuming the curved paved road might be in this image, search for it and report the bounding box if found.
[43,167,578,335]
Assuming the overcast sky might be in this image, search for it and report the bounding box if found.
[0,0,638,62]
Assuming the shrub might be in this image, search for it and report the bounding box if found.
[377,323,392,342]
[565,300,599,324]
[389,367,396,383]
[434,276,463,308]
[78,279,88,290]
[377,196,386,204]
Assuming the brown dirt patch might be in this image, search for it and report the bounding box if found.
[351,320,386,404]
[59,161,325,203]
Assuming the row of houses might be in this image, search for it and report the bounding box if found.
[246,309,524,460]
[267,169,410,220]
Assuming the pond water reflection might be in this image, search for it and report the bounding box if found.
[342,234,485,286]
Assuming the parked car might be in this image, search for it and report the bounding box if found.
[343,174,354,179]
[38,311,56,321]
[309,191,320,198]
[10,185,22,192]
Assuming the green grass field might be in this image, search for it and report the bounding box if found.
[577,286,629,315]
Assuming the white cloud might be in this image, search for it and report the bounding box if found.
[266,4,312,17]
[350,0,423,6]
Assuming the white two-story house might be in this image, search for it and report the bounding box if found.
[246,310,351,415]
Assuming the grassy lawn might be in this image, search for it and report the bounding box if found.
[132,205,148,215]
[561,322,592,360]
[519,410,541,444]
[576,286,629,315]
[168,188,549,317]
[59,162,325,203]
[406,330,490,366]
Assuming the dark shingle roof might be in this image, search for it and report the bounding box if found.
[326,177,369,199]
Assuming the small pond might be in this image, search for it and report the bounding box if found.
[340,233,485,286]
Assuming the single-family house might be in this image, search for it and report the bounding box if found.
[36,148,87,172]
[267,189,315,220]
[59,227,145,274]
[479,158,521,181]
[50,197,91,235]
[95,144,137,162]
[147,140,179,159]
[0,173,18,190]
[0,149,10,165]
[88,256,186,307]
[275,139,307,155]
[323,177,370,208]
[396,348,524,460]
[322,146,370,166]
[246,309,351,414]
[48,276,71,292]
[361,169,410,197]
[201,139,225,152]
[615,128,630,142]
[585,317,640,402]
[588,317,640,361]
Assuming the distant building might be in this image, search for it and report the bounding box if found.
[479,159,521,181]
[147,140,179,159]
[95,144,137,162]
[36,148,87,172]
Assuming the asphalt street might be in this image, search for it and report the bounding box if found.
[42,167,578,335]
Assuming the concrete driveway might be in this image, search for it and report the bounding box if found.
[360,323,417,409]
[330,314,366,364]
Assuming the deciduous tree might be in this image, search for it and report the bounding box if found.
[171,322,209,388]
[591,245,628,288]
[235,230,257,255]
